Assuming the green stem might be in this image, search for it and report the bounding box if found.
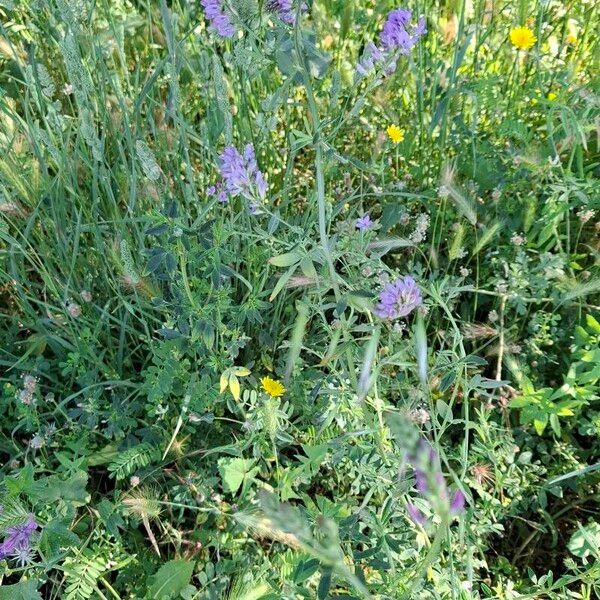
[296,31,357,387]
[302,72,340,301]
[403,523,447,599]
[178,239,196,310]
[100,577,122,600]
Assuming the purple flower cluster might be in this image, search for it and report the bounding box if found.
[207,183,229,204]
[380,8,426,50]
[355,213,374,231]
[374,275,422,319]
[267,0,306,24]
[406,442,465,526]
[0,514,38,562]
[201,0,235,38]
[218,144,267,203]
[357,7,426,76]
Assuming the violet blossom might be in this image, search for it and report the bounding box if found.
[201,0,236,38]
[374,275,422,320]
[267,0,306,24]
[405,441,466,526]
[207,182,229,204]
[357,7,426,77]
[218,144,268,207]
[0,514,38,561]
[355,213,374,231]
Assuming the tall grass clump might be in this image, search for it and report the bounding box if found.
[0,0,599,598]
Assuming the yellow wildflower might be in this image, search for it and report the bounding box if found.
[386,125,405,144]
[261,376,286,398]
[509,26,537,50]
[547,92,557,101]
[566,34,577,45]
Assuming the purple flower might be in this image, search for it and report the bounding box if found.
[450,489,465,515]
[355,213,374,231]
[380,8,414,50]
[414,468,428,495]
[207,183,229,204]
[219,144,267,202]
[406,503,426,526]
[357,8,426,76]
[374,275,422,320]
[405,441,467,525]
[267,0,306,24]
[201,0,236,38]
[414,16,427,37]
[0,514,38,560]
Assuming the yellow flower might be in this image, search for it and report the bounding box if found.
[261,376,286,398]
[386,125,405,144]
[566,34,577,45]
[547,92,557,101]
[509,26,537,50]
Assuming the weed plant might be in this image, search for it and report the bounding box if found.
[0,0,599,598]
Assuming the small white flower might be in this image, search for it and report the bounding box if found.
[511,233,525,246]
[23,374,38,392]
[67,302,81,318]
[29,434,44,449]
[577,208,595,223]
[393,322,406,334]
[80,290,92,302]
[12,546,36,567]
[19,389,34,405]
[62,83,73,95]
[409,408,430,424]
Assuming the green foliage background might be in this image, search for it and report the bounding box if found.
[0,0,599,598]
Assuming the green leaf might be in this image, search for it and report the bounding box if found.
[39,471,90,506]
[317,570,332,600]
[435,399,453,422]
[533,415,548,435]
[549,413,561,437]
[269,265,297,301]
[0,581,42,600]
[586,314,600,334]
[294,559,320,584]
[568,522,600,560]
[147,559,196,599]
[268,252,301,267]
[218,457,258,495]
[39,521,80,557]
[5,464,36,496]
[300,256,317,278]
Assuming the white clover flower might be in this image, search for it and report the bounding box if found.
[67,302,81,318]
[511,233,525,246]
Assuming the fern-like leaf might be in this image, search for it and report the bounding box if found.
[107,443,159,480]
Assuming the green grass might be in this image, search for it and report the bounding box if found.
[0,0,599,598]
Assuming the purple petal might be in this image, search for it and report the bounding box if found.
[414,469,428,495]
[450,489,466,514]
[406,503,426,525]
